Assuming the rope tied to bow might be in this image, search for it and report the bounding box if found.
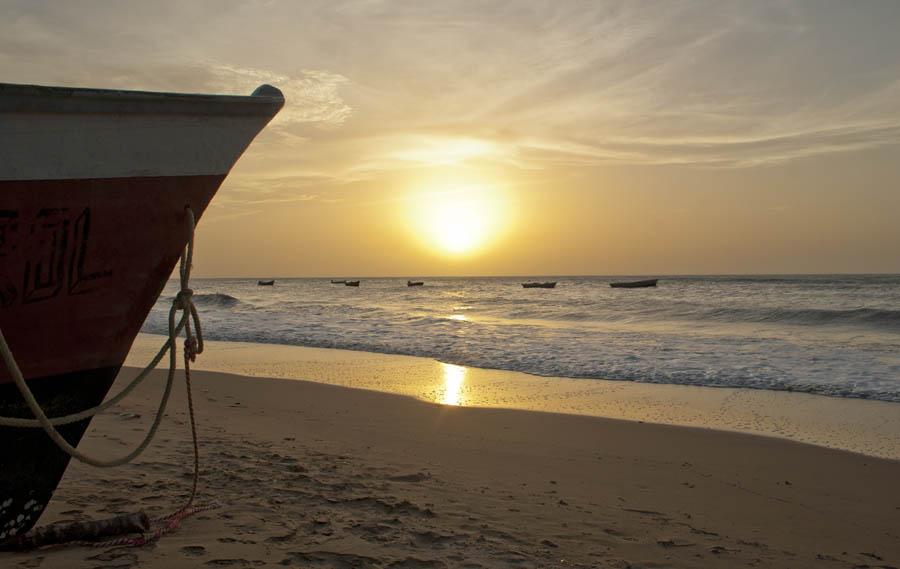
[0,206,213,550]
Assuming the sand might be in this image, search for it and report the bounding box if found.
[127,335,900,460]
[3,344,899,568]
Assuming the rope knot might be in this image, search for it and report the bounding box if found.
[174,288,194,310]
[184,336,199,363]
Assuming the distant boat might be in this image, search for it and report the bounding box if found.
[522,282,557,289]
[258,279,275,286]
[610,279,658,288]
[330,279,346,284]
[345,280,360,287]
[407,280,424,287]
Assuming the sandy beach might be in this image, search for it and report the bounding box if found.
[128,335,900,460]
[3,339,899,568]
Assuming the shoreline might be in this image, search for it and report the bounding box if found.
[128,333,900,460]
[182,273,900,279]
[6,364,899,568]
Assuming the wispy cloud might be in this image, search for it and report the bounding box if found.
[2,0,899,173]
[203,64,353,127]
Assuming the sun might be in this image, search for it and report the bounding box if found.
[426,196,488,254]
[409,184,507,256]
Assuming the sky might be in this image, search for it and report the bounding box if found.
[2,0,900,276]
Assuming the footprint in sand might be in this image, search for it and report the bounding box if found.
[181,545,207,557]
[15,556,44,568]
[278,551,382,568]
[387,472,432,483]
[388,558,448,568]
[86,550,139,567]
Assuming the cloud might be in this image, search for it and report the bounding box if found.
[202,65,353,127]
[2,0,899,172]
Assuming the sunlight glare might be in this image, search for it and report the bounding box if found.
[440,363,466,406]
[408,183,508,256]
[431,199,486,253]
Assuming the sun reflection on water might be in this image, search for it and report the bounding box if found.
[440,363,467,406]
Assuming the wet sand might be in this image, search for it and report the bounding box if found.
[2,339,898,568]
[127,334,900,460]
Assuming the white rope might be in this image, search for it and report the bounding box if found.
[0,314,188,428]
[0,207,203,468]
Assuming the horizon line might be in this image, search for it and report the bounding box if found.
[183,272,900,280]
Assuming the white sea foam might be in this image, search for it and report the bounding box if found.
[143,275,900,402]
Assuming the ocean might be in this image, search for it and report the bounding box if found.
[143,275,900,403]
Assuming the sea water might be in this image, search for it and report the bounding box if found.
[143,275,900,402]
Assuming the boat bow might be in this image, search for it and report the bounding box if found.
[0,82,283,540]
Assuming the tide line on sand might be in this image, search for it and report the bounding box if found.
[127,333,900,460]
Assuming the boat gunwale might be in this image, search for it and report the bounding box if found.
[0,82,284,117]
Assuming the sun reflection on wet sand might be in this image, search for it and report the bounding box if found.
[440,362,467,405]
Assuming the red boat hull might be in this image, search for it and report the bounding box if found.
[0,175,224,383]
[0,174,222,542]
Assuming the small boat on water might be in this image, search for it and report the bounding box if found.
[0,81,283,538]
[407,280,424,287]
[330,279,346,284]
[257,280,275,286]
[345,280,360,287]
[610,279,658,288]
[522,282,557,289]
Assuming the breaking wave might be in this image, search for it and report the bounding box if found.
[189,293,241,308]
[697,306,900,329]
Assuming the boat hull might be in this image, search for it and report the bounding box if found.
[0,82,283,540]
[0,174,221,542]
[0,175,223,383]
[0,366,120,542]
[609,279,658,288]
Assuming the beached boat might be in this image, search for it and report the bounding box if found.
[330,279,346,284]
[407,281,424,287]
[345,280,360,287]
[609,279,658,288]
[522,282,557,288]
[257,280,275,286]
[0,81,283,539]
